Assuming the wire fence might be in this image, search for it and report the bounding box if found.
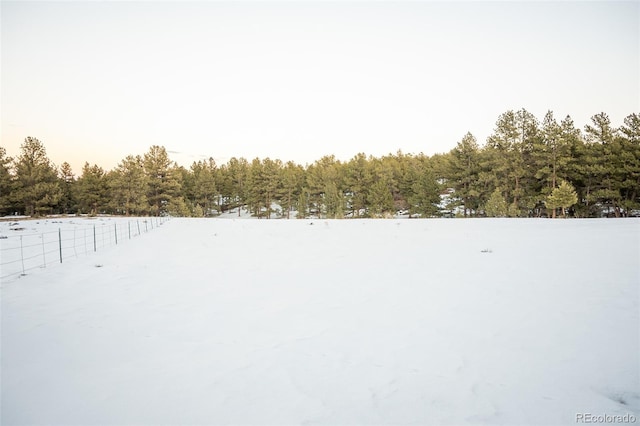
[0,216,169,281]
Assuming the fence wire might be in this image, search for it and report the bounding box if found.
[0,217,168,282]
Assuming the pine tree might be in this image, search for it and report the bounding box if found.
[143,146,182,216]
[485,188,508,217]
[344,153,371,217]
[617,113,640,214]
[191,158,218,216]
[380,152,409,212]
[77,163,109,215]
[221,157,249,216]
[584,112,623,217]
[368,178,394,217]
[13,137,62,216]
[305,155,342,218]
[279,161,303,219]
[447,132,480,216]
[58,162,76,214]
[262,158,282,218]
[324,180,345,219]
[111,155,148,216]
[407,158,440,217]
[246,158,266,218]
[367,158,395,217]
[546,180,578,218]
[486,109,539,217]
[296,189,309,219]
[0,147,14,215]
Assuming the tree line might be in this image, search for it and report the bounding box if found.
[1,109,638,219]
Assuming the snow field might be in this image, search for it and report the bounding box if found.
[1,218,639,425]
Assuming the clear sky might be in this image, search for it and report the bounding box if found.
[1,0,638,174]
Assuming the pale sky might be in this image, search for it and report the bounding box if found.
[1,0,638,174]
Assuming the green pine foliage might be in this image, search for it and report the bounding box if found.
[13,137,62,216]
[111,155,148,216]
[0,147,14,215]
[546,181,579,218]
[485,189,508,217]
[3,110,638,218]
[76,163,109,215]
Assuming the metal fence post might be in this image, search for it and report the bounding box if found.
[93,225,97,252]
[114,224,118,245]
[58,228,63,263]
[20,235,25,275]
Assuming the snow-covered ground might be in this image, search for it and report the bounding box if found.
[0,216,167,281]
[1,218,638,425]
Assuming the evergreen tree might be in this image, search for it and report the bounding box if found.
[246,158,266,218]
[447,132,480,216]
[485,188,508,217]
[617,113,640,214]
[367,157,395,217]
[324,180,345,219]
[191,158,218,216]
[584,112,623,216]
[143,146,182,216]
[279,161,304,219]
[368,178,394,217]
[192,203,205,217]
[262,158,282,218]
[486,109,539,216]
[244,157,283,218]
[407,157,440,217]
[344,153,371,217]
[306,155,342,218]
[536,112,563,190]
[13,137,62,216]
[546,180,578,218]
[0,147,14,215]
[76,163,109,215]
[58,162,76,214]
[111,155,148,216]
[296,189,309,219]
[486,111,519,202]
[222,157,249,215]
[380,152,409,212]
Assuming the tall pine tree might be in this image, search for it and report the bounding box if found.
[13,137,61,216]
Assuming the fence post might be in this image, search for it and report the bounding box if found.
[58,228,63,263]
[128,222,131,239]
[114,224,118,245]
[137,220,140,236]
[93,225,96,252]
[20,235,25,275]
